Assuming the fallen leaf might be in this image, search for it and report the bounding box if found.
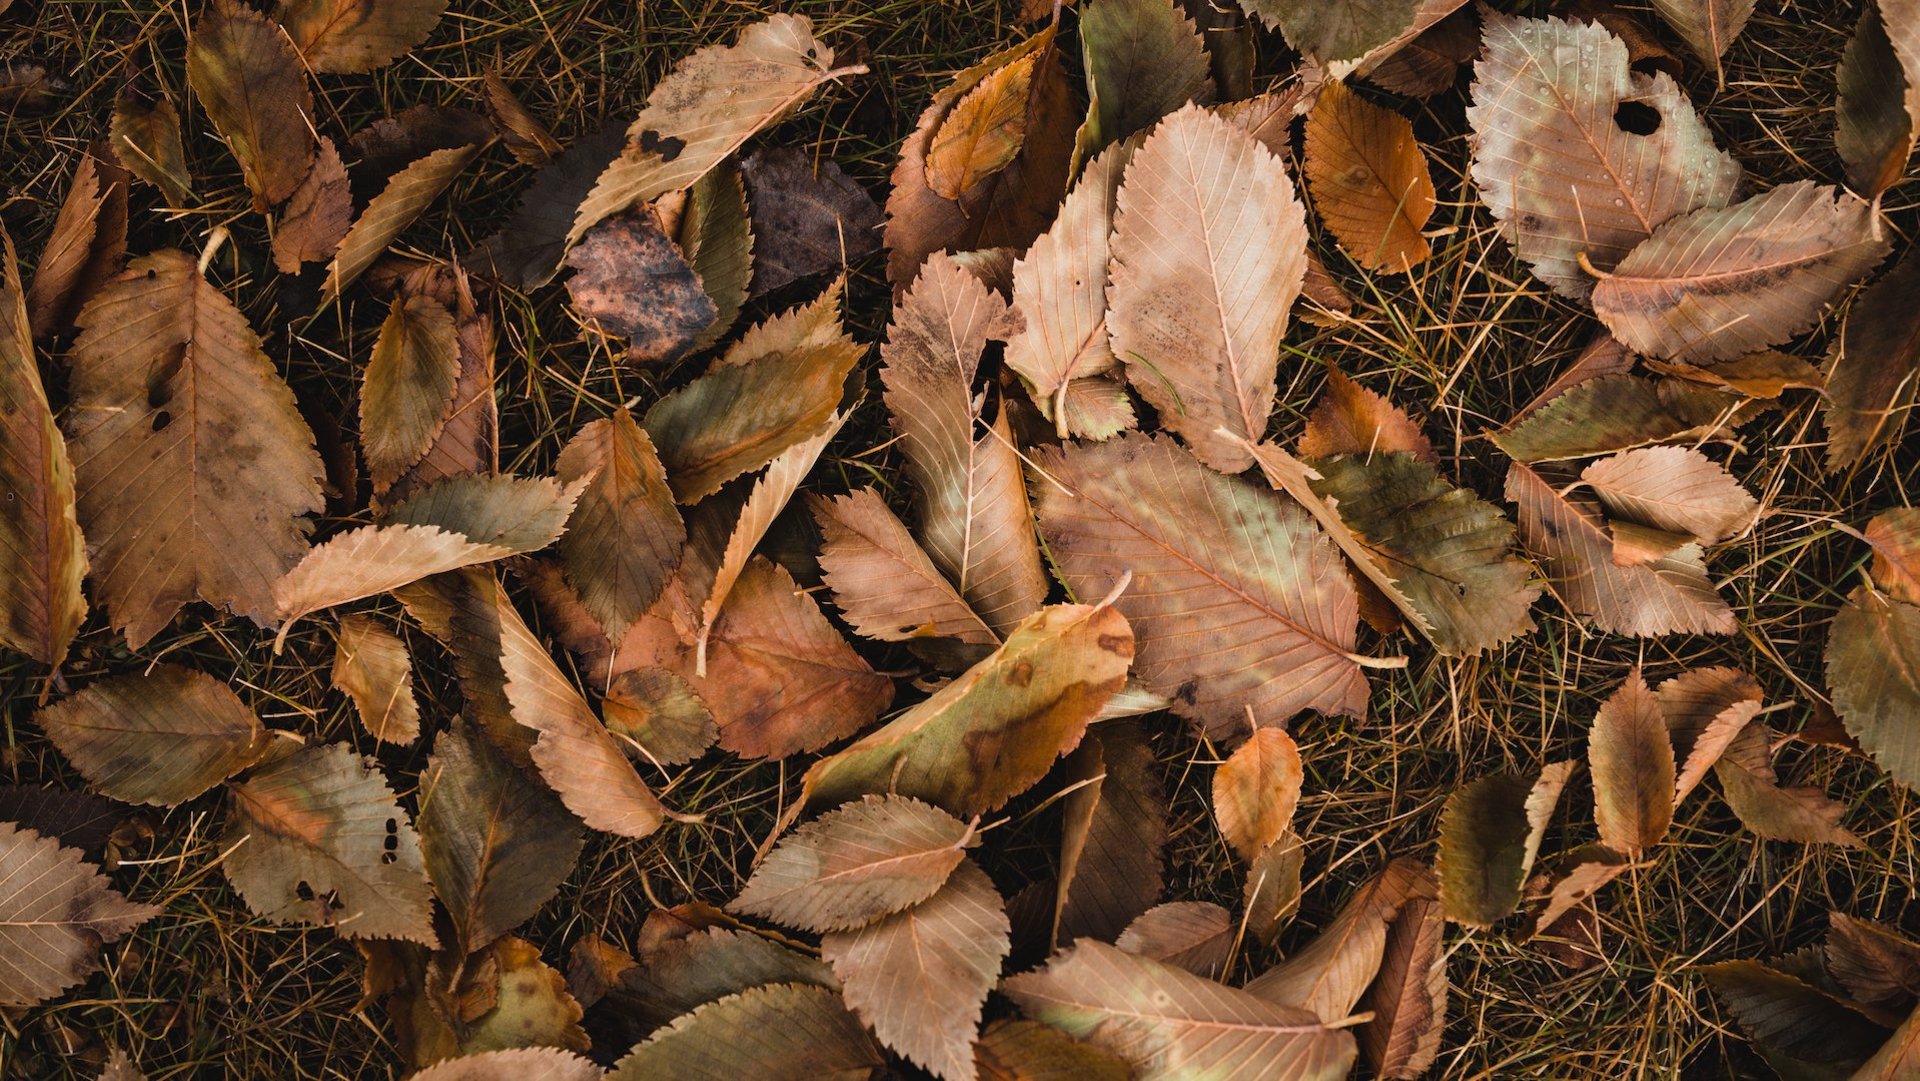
[386,267,498,502]
[1588,669,1675,855]
[1359,893,1447,1079]
[332,613,421,744]
[801,600,1133,816]
[469,126,625,290]
[223,742,437,944]
[1591,182,1889,364]
[67,250,324,649]
[565,210,717,364]
[1304,80,1434,272]
[975,1018,1132,1081]
[603,916,834,1038]
[1715,723,1862,846]
[481,70,562,166]
[1496,374,1751,463]
[1856,1007,1920,1081]
[1245,858,1436,1023]
[811,487,997,652]
[1579,446,1757,543]
[1002,940,1358,1080]
[1703,960,1890,1067]
[38,663,268,806]
[1298,369,1435,463]
[1239,0,1424,62]
[1245,831,1307,946]
[275,0,448,72]
[730,795,970,933]
[410,1049,604,1081]
[0,821,157,1007]
[273,136,353,273]
[349,106,494,189]
[1212,727,1303,861]
[1115,902,1234,978]
[679,165,753,348]
[1825,248,1920,471]
[1466,11,1741,298]
[24,148,128,341]
[1655,665,1762,805]
[554,410,685,639]
[417,937,590,1061]
[822,858,1010,1081]
[322,143,483,306]
[1868,509,1920,604]
[363,289,461,491]
[96,1049,146,1081]
[187,0,315,211]
[738,147,881,296]
[0,58,76,116]
[0,226,86,667]
[418,725,584,958]
[606,983,884,1081]
[601,667,715,765]
[1032,432,1369,737]
[1650,0,1757,68]
[1056,721,1169,944]
[110,82,192,205]
[1826,586,1920,791]
[1437,761,1573,927]
[1077,0,1211,156]
[1837,1,1919,197]
[1108,102,1306,472]
[1827,914,1920,1011]
[572,15,861,241]
[927,34,1046,199]
[0,784,127,855]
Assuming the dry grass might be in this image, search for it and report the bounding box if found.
[1,0,1916,1077]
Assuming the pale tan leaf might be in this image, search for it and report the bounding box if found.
[1714,723,1862,846]
[555,410,684,639]
[25,149,127,342]
[1649,0,1757,65]
[38,663,267,806]
[1245,858,1436,1023]
[823,859,1010,1081]
[571,16,862,242]
[0,822,157,1007]
[1580,445,1757,544]
[1212,727,1303,861]
[363,289,460,490]
[1506,461,1735,637]
[275,0,448,73]
[1032,432,1368,738]
[1655,666,1762,806]
[1360,894,1446,1079]
[187,0,315,211]
[1588,669,1675,855]
[1828,587,1920,791]
[811,488,996,650]
[1826,249,1920,471]
[1591,182,1889,364]
[410,1048,604,1081]
[222,742,437,944]
[730,794,970,933]
[1298,369,1435,463]
[1855,1006,1920,1081]
[1438,761,1573,928]
[607,983,884,1081]
[67,250,324,649]
[272,136,352,273]
[1116,902,1234,979]
[1304,81,1433,272]
[1108,103,1306,472]
[1868,509,1920,604]
[1466,11,1741,298]
[801,601,1134,817]
[882,253,1048,636]
[1056,721,1168,946]
[1002,940,1358,1080]
[322,143,482,306]
[0,225,86,666]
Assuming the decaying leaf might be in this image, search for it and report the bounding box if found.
[1438,761,1573,927]
[0,822,158,1007]
[571,15,862,242]
[387,267,499,502]
[482,70,563,166]
[607,983,884,1081]
[418,725,584,958]
[822,859,1010,1081]
[409,936,591,1062]
[1703,959,1891,1068]
[1650,0,1758,68]
[927,34,1046,200]
[1590,182,1889,364]
[554,410,684,639]
[110,82,192,206]
[565,211,717,365]
[25,148,128,342]
[322,143,483,306]
[1298,369,1435,463]
[331,614,420,744]
[1002,940,1358,1080]
[1107,103,1306,472]
[1032,433,1369,738]
[187,0,315,211]
[363,289,461,491]
[599,911,835,1038]
[811,487,997,652]
[602,667,716,765]
[276,0,449,73]
[975,1018,1132,1081]
[1467,11,1741,298]
[731,795,970,933]
[223,742,437,944]
[1588,670,1675,855]
[38,664,269,807]
[1826,248,1920,471]
[67,251,324,649]
[1077,0,1211,156]
[1115,902,1234,978]
[1238,0,1424,62]
[1056,721,1169,945]
[1304,80,1434,272]
[678,165,754,349]
[469,126,626,291]
[1212,727,1303,861]
[1827,914,1920,1010]
[1246,858,1437,1030]
[273,137,353,273]
[801,601,1133,816]
[1837,1,1919,198]
[1360,893,1447,1078]
[738,147,881,296]
[1655,665,1762,805]
[1826,586,1920,791]
[0,227,86,667]
[1714,723,1861,846]
[1868,508,1920,604]
[1496,373,1751,464]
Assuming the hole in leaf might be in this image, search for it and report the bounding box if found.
[151,410,172,432]
[1613,101,1660,135]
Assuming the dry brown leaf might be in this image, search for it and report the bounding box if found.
[571,15,861,242]
[24,148,128,341]
[363,289,461,491]
[1245,858,1436,1023]
[1826,249,1920,471]
[332,613,421,744]
[822,859,1009,1081]
[0,226,86,667]
[223,742,437,943]
[602,667,715,765]
[410,1049,604,1081]
[1356,2,1477,95]
[1298,368,1435,463]
[67,250,324,649]
[482,70,562,166]
[975,1018,1132,1081]
[1077,0,1211,158]
[811,487,996,651]
[0,822,158,1007]
[607,982,884,1080]
[1056,721,1169,945]
[1108,103,1306,472]
[738,147,882,296]
[322,143,483,306]
[1240,0,1425,63]
[38,663,269,807]
[1466,11,1741,298]
[273,136,353,273]
[554,410,684,639]
[1655,665,1762,805]
[1714,723,1862,846]
[187,0,315,211]
[1591,182,1889,364]
[1304,80,1434,272]
[1837,0,1919,198]
[387,267,498,502]
[1827,914,1920,1011]
[1437,761,1573,927]
[1360,893,1446,1079]
[927,37,1042,199]
[565,210,717,365]
[276,0,448,73]
[1580,445,1757,543]
[1868,509,1920,604]
[1588,669,1675,855]
[1650,0,1757,67]
[731,794,969,933]
[110,82,192,206]
[1828,586,1920,792]
[1495,373,1754,464]
[1212,727,1303,861]
[1115,902,1234,979]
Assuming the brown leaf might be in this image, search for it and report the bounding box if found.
[975,1019,1132,1081]
[410,1049,603,1081]
[1298,368,1435,463]
[39,663,269,806]
[602,667,715,765]
[1115,902,1234,979]
[273,136,353,273]
[322,142,482,306]
[731,795,969,933]
[1244,831,1306,946]
[822,858,1010,1081]
[801,600,1133,817]
[567,933,635,1009]
[1868,509,1920,604]
[1510,333,1636,425]
[606,982,884,1080]
[0,226,86,666]
[1245,858,1436,1023]
[468,126,625,290]
[1056,721,1169,945]
[882,253,1048,635]
[1212,727,1303,861]
[418,725,583,958]
[332,613,421,744]
[1496,373,1753,464]
[1837,0,1919,198]
[0,822,157,1007]
[1703,959,1891,1069]
[602,914,835,1038]
[223,742,437,943]
[1466,11,1741,298]
[1358,3,1478,97]
[1826,587,1920,791]
[1714,723,1862,846]
[926,35,1044,199]
[68,250,324,649]
[1108,102,1306,472]
[572,15,861,241]
[1032,432,1369,738]
[678,165,754,349]
[96,1049,146,1081]
[187,0,315,211]
[1078,0,1212,156]
[565,211,717,365]
[110,82,192,206]
[1588,669,1675,855]
[1826,248,1920,471]
[1828,914,1920,1011]
[1437,761,1573,927]
[1649,0,1757,66]
[24,148,128,341]
[275,0,447,72]
[388,267,498,502]
[363,289,461,491]
[412,937,590,1062]
[1360,894,1446,1079]
[812,487,996,652]
[0,784,127,855]
[482,70,562,166]
[0,58,76,116]
[739,147,882,296]
[1591,182,1889,364]
[1580,445,1758,544]
[554,410,684,639]
[1654,665,1761,806]
[1240,0,1426,63]
[1304,80,1434,272]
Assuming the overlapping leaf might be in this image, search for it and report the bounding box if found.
[38,664,268,806]
[0,822,157,1007]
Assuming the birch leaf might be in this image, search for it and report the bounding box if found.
[1591,182,1889,364]
[1033,433,1368,737]
[1078,0,1211,155]
[0,822,158,1007]
[0,226,85,666]
[1466,11,1741,298]
[1056,721,1169,945]
[109,83,192,205]
[37,664,268,807]
[1359,894,1447,1079]
[1827,587,1920,790]
[975,1019,1132,1081]
[1108,103,1306,473]
[1248,859,1438,1031]
[607,983,884,1081]
[1212,727,1303,861]
[730,795,971,933]
[1437,761,1573,927]
[680,165,753,348]
[1579,446,1757,544]
[67,250,324,649]
[1298,369,1434,463]
[811,488,996,651]
[1588,669,1675,855]
[188,0,314,211]
[602,667,715,765]
[927,42,1041,199]
[275,0,448,73]
[1655,665,1762,805]
[571,16,861,242]
[1714,724,1861,847]
[363,289,461,491]
[1827,914,1920,1010]
[1116,902,1234,978]
[1649,0,1758,66]
[321,143,482,306]
[1495,374,1752,464]
[332,614,421,744]
[1826,249,1920,471]
[1304,80,1433,273]
[554,410,684,639]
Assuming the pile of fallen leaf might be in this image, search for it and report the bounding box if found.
[2,0,1919,1077]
